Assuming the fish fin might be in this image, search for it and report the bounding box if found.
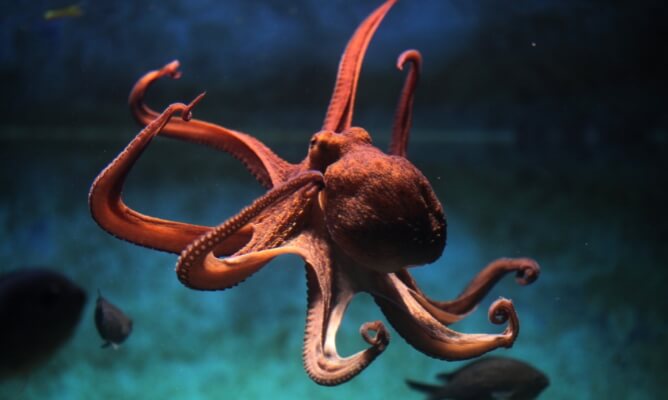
[101,341,110,348]
[491,390,515,400]
[405,379,442,394]
[436,371,456,382]
[112,343,120,350]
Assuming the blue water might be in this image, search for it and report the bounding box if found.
[0,134,665,399]
[2,0,666,397]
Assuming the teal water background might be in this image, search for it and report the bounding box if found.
[1,0,666,397]
[1,131,665,399]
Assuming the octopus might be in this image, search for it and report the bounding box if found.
[89,0,540,386]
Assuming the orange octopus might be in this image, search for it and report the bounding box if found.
[89,0,540,385]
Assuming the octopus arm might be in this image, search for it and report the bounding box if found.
[176,171,324,290]
[299,236,389,386]
[322,0,397,132]
[89,95,251,255]
[389,49,421,157]
[395,258,540,325]
[371,274,519,361]
[129,60,296,187]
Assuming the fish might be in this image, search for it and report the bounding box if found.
[94,291,132,349]
[406,356,549,400]
[43,4,84,21]
[0,268,86,378]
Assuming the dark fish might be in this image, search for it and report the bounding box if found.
[95,291,132,349]
[0,268,86,378]
[406,356,549,400]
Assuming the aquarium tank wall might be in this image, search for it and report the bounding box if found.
[1,0,666,399]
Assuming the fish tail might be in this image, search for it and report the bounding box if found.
[405,379,442,394]
[436,371,456,381]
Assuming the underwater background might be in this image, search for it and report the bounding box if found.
[1,0,666,398]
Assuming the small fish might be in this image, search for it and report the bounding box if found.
[0,268,86,378]
[406,356,549,400]
[95,291,132,349]
[43,4,83,21]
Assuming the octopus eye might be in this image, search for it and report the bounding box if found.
[310,138,318,147]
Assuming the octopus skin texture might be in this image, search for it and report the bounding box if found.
[89,0,540,386]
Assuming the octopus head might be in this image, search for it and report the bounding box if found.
[309,127,447,273]
[307,128,372,172]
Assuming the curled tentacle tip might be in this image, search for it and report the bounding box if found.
[182,92,206,121]
[488,298,519,346]
[161,60,182,79]
[515,260,541,285]
[487,297,515,325]
[360,321,390,349]
[396,49,422,71]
